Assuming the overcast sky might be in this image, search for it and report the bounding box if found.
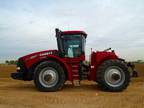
[0,0,144,62]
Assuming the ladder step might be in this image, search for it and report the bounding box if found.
[72,74,79,77]
[71,64,79,81]
[73,80,80,86]
[72,75,79,80]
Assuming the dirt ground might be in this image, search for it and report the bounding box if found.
[0,64,144,108]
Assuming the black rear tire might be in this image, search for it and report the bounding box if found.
[34,61,65,92]
[96,60,130,92]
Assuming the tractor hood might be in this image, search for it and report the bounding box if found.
[19,50,59,62]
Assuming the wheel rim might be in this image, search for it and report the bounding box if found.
[39,67,59,88]
[104,66,125,87]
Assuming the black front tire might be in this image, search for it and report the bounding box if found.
[34,61,65,92]
[96,60,130,92]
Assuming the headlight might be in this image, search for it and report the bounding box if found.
[16,67,21,70]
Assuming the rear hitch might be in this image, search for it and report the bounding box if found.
[118,58,138,77]
[127,62,138,77]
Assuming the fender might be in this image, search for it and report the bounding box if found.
[20,50,71,80]
[89,51,118,81]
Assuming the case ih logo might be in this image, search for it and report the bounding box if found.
[29,55,38,59]
[39,52,53,56]
[28,52,53,60]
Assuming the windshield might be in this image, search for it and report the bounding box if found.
[62,35,85,58]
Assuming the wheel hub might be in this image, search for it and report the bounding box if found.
[112,73,120,81]
[44,74,52,82]
[39,67,58,88]
[104,66,125,87]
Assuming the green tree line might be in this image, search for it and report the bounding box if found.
[132,60,144,63]
[5,60,17,65]
[4,59,144,65]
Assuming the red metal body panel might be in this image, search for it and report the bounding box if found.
[20,50,85,81]
[62,31,87,38]
[20,50,70,80]
[21,50,57,68]
[89,51,118,81]
[19,49,118,82]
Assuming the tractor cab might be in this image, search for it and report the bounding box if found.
[55,29,87,59]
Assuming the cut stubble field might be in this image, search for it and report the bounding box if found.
[0,64,144,108]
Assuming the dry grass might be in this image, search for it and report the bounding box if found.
[0,64,16,78]
[0,64,144,108]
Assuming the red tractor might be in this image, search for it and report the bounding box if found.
[11,28,138,92]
